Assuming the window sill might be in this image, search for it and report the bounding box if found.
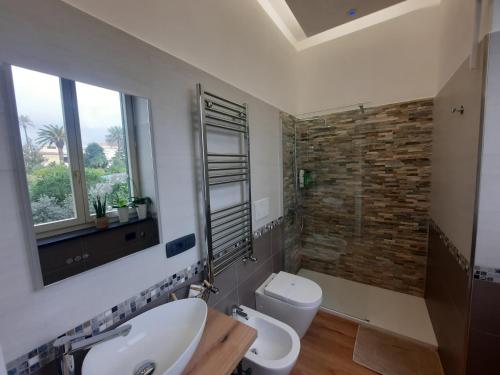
[37,216,152,247]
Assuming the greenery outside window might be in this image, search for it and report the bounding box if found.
[10,66,140,238]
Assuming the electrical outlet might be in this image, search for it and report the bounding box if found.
[166,233,196,258]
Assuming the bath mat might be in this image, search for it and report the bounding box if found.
[353,325,443,375]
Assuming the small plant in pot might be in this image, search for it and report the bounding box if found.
[93,195,108,229]
[130,196,152,220]
[113,196,129,223]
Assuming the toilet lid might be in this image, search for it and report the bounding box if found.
[264,271,322,308]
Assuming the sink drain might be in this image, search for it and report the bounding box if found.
[250,348,258,355]
[134,360,156,375]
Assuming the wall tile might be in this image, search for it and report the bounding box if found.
[238,258,273,309]
[470,280,500,337]
[426,223,469,375]
[271,224,283,255]
[467,329,500,375]
[211,290,239,316]
[282,99,433,296]
[272,251,284,274]
[208,261,238,307]
[236,232,271,285]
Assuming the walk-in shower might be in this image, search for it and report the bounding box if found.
[281,100,436,342]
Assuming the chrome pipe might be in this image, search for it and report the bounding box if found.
[207,153,248,158]
[211,212,250,229]
[205,121,247,133]
[205,91,246,110]
[205,106,246,120]
[212,231,251,249]
[214,246,252,275]
[208,166,248,172]
[211,206,250,221]
[212,219,250,237]
[209,172,248,179]
[211,201,249,215]
[209,177,247,186]
[206,113,247,128]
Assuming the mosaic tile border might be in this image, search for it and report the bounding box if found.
[429,219,470,273]
[6,260,203,375]
[253,217,283,239]
[473,265,500,283]
[6,218,283,375]
[211,216,284,261]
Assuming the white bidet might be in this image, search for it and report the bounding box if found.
[234,305,300,375]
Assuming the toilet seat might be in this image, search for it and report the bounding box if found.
[264,271,322,309]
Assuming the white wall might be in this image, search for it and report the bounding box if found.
[0,345,6,375]
[295,6,440,115]
[492,0,500,32]
[60,0,298,115]
[59,0,446,116]
[437,0,493,92]
[0,0,282,362]
[475,30,500,268]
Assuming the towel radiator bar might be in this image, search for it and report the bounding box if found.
[197,84,256,286]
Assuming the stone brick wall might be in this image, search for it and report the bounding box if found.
[281,113,302,274]
[282,99,433,296]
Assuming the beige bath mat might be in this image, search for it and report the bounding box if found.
[353,325,443,375]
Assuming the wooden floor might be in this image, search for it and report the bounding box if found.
[291,310,378,375]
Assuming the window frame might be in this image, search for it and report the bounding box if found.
[7,65,141,239]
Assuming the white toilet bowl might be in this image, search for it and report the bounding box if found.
[235,305,300,375]
[255,272,322,338]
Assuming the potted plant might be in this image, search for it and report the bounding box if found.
[93,195,108,229]
[113,196,129,223]
[130,196,152,220]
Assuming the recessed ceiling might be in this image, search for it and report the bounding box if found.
[257,0,441,50]
[285,0,405,37]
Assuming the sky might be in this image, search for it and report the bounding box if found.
[11,65,123,149]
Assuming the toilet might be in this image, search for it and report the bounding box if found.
[255,272,323,338]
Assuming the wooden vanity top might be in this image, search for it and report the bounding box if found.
[182,307,257,375]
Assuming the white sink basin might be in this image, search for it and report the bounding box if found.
[82,298,207,375]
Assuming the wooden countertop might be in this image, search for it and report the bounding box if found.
[182,307,257,375]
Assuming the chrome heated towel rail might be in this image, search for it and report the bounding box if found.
[197,84,256,284]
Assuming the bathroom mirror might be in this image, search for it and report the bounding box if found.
[5,64,161,286]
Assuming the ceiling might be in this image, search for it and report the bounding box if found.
[285,0,405,36]
[257,0,440,50]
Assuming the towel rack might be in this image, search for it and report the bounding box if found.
[197,84,256,285]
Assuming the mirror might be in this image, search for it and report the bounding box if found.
[8,65,161,285]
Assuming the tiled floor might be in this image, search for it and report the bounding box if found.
[291,310,377,375]
[298,269,437,346]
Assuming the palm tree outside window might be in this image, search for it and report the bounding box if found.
[9,65,140,237]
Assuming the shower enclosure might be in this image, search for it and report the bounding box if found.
[281,100,434,319]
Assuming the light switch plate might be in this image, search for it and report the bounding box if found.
[254,198,270,221]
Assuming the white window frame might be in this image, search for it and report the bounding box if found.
[6,65,141,239]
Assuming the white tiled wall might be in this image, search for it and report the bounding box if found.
[0,0,282,362]
[475,31,500,268]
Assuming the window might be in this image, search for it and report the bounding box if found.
[10,66,139,236]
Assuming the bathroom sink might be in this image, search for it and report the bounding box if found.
[82,298,207,375]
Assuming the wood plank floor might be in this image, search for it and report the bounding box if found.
[291,310,378,375]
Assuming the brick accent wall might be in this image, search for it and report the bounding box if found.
[282,99,433,296]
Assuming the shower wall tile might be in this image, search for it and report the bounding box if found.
[291,99,434,296]
[281,113,302,274]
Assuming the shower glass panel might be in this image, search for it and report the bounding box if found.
[283,101,433,321]
[295,114,369,321]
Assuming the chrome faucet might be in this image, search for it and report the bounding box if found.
[53,324,132,375]
[232,305,248,320]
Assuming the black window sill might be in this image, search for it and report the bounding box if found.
[37,217,153,248]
